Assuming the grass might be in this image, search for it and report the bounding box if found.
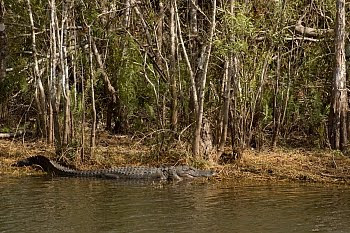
[220,148,350,184]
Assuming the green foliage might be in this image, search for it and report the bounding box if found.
[0,127,10,133]
[2,0,344,153]
[227,11,255,36]
[215,6,256,56]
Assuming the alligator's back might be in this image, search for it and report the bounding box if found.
[97,167,167,179]
[14,155,217,181]
[14,156,169,179]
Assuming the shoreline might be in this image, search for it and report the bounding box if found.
[1,138,350,185]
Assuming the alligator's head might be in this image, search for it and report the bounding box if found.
[174,165,217,179]
[12,155,52,172]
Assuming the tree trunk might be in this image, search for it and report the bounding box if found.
[80,57,86,162]
[170,0,178,131]
[188,0,198,121]
[192,0,217,157]
[49,0,62,155]
[218,0,235,157]
[88,28,96,157]
[27,0,47,139]
[217,57,231,158]
[156,0,164,66]
[329,0,348,151]
[189,0,198,69]
[48,0,56,145]
[60,0,71,146]
[271,50,281,149]
[175,0,197,113]
[0,0,5,82]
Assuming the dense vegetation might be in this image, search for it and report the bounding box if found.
[0,0,348,161]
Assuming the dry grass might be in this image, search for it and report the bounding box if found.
[1,135,350,185]
[219,148,350,184]
[0,139,55,176]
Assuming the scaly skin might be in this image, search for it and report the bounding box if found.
[14,155,216,181]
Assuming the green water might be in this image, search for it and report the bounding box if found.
[1,176,350,233]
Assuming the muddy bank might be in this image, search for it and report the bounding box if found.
[1,138,350,185]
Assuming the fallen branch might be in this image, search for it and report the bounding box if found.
[295,17,333,38]
[0,130,24,138]
[284,37,321,42]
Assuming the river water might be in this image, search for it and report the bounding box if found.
[1,176,350,233]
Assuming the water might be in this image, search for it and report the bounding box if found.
[1,176,350,233]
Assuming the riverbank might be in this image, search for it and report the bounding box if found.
[1,136,349,185]
[222,149,350,184]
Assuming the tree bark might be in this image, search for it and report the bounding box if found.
[49,0,62,155]
[192,0,217,157]
[170,0,178,131]
[156,0,164,67]
[80,57,86,161]
[218,57,232,157]
[189,0,198,69]
[59,0,71,146]
[27,0,47,139]
[271,50,281,149]
[175,0,197,113]
[88,28,96,157]
[329,0,347,151]
[218,0,235,157]
[0,0,5,82]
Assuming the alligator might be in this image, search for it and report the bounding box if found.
[13,155,217,181]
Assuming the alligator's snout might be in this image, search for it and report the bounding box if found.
[196,169,217,178]
[208,170,218,177]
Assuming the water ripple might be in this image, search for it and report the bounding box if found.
[1,177,350,233]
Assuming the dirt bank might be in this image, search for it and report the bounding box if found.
[1,137,350,185]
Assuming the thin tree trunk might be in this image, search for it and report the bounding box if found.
[49,0,62,155]
[218,57,232,157]
[156,0,164,67]
[175,0,198,113]
[80,56,85,161]
[88,28,96,157]
[0,0,5,82]
[189,0,198,69]
[170,0,178,131]
[218,0,235,157]
[60,0,71,146]
[27,0,47,139]
[70,8,77,140]
[271,50,281,149]
[188,0,198,123]
[192,0,217,157]
[157,0,166,131]
[329,0,347,150]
